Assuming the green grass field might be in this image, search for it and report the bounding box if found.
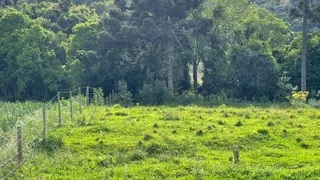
[5,104,320,179]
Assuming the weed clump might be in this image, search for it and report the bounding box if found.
[105,112,113,116]
[245,114,251,119]
[137,141,143,147]
[267,122,274,127]
[87,127,110,133]
[114,112,128,116]
[297,124,304,128]
[235,121,242,127]
[77,120,93,126]
[144,134,152,141]
[283,129,287,134]
[153,123,159,128]
[301,143,309,149]
[207,126,213,130]
[36,135,63,154]
[146,143,164,155]
[296,137,302,143]
[218,120,226,125]
[190,127,195,131]
[162,111,179,121]
[196,129,204,136]
[130,150,146,161]
[257,129,269,136]
[172,130,177,134]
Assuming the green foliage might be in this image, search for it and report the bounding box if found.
[139,71,171,105]
[0,101,43,132]
[230,46,279,99]
[36,135,64,154]
[116,80,133,107]
[176,91,204,106]
[0,0,319,104]
[93,87,104,105]
[274,71,294,102]
[307,90,320,108]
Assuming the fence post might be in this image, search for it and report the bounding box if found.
[70,91,73,122]
[234,145,240,164]
[58,92,61,127]
[17,126,22,164]
[79,87,82,114]
[43,107,46,141]
[86,86,89,107]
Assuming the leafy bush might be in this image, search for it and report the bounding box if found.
[175,91,205,106]
[116,80,133,107]
[139,71,171,105]
[308,98,320,108]
[274,72,294,102]
[308,90,320,108]
[287,91,309,107]
[36,135,63,154]
[93,87,104,105]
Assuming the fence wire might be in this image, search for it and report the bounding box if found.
[0,87,95,179]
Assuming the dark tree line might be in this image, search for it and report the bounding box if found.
[0,0,319,103]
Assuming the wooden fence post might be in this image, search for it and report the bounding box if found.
[17,126,22,164]
[58,92,61,127]
[86,86,89,107]
[43,107,46,141]
[70,91,73,122]
[234,145,240,164]
[79,87,82,114]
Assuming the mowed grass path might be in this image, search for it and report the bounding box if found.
[13,105,320,179]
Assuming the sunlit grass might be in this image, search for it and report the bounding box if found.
[6,104,320,179]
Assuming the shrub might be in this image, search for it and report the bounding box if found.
[139,70,171,105]
[116,80,133,107]
[274,72,294,102]
[176,91,204,106]
[308,98,320,108]
[287,91,309,107]
[35,135,63,154]
[93,87,104,105]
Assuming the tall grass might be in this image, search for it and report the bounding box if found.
[0,92,86,178]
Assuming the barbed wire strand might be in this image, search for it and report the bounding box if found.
[1,86,93,178]
[0,119,44,157]
[0,126,44,169]
[1,137,44,180]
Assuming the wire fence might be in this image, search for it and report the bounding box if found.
[0,86,98,179]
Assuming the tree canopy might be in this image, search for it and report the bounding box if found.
[0,0,319,102]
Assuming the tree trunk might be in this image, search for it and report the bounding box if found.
[301,0,308,92]
[167,47,174,96]
[193,57,198,91]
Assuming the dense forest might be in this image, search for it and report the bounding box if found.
[0,0,319,103]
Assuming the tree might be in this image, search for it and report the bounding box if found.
[290,0,320,91]
[113,0,204,95]
[0,8,67,100]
